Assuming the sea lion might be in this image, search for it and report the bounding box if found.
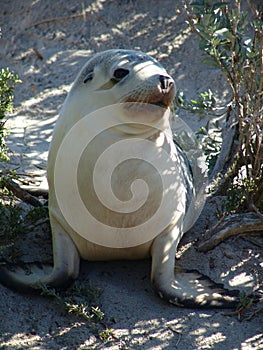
[0,49,239,308]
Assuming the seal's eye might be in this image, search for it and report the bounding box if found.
[97,68,129,90]
[112,68,129,81]
[83,72,93,83]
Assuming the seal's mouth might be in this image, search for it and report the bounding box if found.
[120,101,171,125]
[150,101,168,109]
[123,85,175,110]
[121,82,175,121]
[124,98,171,110]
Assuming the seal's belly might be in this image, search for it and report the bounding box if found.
[50,124,188,259]
[62,133,187,257]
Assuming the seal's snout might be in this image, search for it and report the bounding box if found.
[159,75,174,94]
[153,74,175,108]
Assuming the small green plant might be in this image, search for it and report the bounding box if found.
[174,88,221,172]
[0,66,22,255]
[174,88,216,116]
[0,67,21,162]
[25,206,49,222]
[196,119,222,171]
[0,202,23,247]
[223,291,258,320]
[184,0,263,215]
[99,327,115,342]
[0,201,49,260]
[38,282,112,338]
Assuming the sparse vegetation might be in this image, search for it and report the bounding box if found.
[0,1,262,347]
[0,67,22,256]
[183,0,263,252]
[184,0,263,216]
[184,0,263,316]
[0,67,21,162]
[39,282,115,341]
[0,202,23,255]
[174,88,221,169]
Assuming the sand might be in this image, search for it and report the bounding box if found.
[0,1,262,349]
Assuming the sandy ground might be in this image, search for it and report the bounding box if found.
[0,1,262,349]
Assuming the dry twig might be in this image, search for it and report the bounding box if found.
[197,212,263,252]
[26,10,110,29]
[3,179,43,207]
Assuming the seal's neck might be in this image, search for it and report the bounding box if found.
[113,107,172,139]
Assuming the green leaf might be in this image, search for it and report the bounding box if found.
[200,14,212,27]
[214,28,229,38]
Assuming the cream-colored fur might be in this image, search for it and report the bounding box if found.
[48,49,182,260]
[0,50,239,307]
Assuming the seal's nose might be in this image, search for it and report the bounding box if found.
[159,75,174,94]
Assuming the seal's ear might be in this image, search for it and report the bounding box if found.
[81,52,98,84]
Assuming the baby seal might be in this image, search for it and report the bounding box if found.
[0,49,239,308]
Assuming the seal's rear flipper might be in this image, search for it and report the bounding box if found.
[158,267,241,309]
[151,228,243,309]
[0,226,80,293]
[0,261,76,293]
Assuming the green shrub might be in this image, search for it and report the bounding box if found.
[184,0,263,214]
[0,67,21,162]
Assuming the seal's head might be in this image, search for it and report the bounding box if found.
[70,49,175,122]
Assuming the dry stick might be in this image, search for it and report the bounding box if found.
[248,203,263,219]
[4,179,43,207]
[21,186,48,198]
[259,26,263,92]
[26,10,110,29]
[197,212,263,252]
[254,180,263,209]
[25,217,50,232]
[32,48,44,60]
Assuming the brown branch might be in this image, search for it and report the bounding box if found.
[197,212,263,252]
[21,186,48,199]
[253,180,263,209]
[3,179,43,207]
[32,48,44,60]
[259,27,263,92]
